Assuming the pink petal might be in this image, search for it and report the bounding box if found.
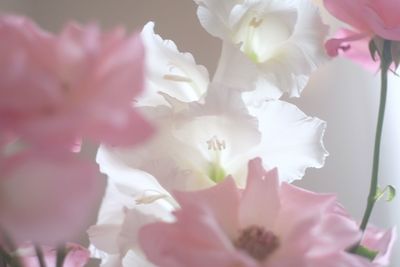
[173,177,240,239]
[238,158,280,230]
[0,150,102,244]
[325,29,379,71]
[323,0,370,32]
[139,205,246,267]
[363,0,400,41]
[362,226,397,266]
[0,15,153,148]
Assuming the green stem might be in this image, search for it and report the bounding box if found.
[34,244,47,267]
[0,229,21,267]
[56,245,67,267]
[359,40,391,231]
[0,246,12,266]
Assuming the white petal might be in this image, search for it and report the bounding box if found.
[139,22,209,106]
[193,0,240,39]
[122,250,156,267]
[98,255,123,267]
[118,205,174,255]
[248,100,328,182]
[198,0,329,99]
[87,224,121,254]
[98,105,214,191]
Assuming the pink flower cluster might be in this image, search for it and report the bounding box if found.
[139,158,395,267]
[324,0,400,68]
[0,14,152,250]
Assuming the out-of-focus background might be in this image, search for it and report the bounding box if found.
[1,0,398,266]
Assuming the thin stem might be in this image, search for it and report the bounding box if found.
[0,229,21,267]
[0,246,12,266]
[34,244,47,267]
[359,40,391,231]
[56,245,67,267]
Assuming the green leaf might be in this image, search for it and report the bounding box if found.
[386,185,396,202]
[374,185,396,202]
[353,245,379,261]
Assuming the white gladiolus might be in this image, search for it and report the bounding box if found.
[194,0,329,101]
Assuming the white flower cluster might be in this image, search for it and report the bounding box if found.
[89,1,329,265]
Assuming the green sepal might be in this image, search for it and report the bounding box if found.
[353,245,379,261]
[369,40,378,62]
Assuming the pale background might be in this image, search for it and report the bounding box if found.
[0,0,398,266]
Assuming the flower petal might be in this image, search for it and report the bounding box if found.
[248,100,328,182]
[239,158,280,230]
[139,22,209,106]
[0,151,101,244]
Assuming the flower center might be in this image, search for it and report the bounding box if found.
[207,136,226,151]
[233,12,295,63]
[206,136,227,183]
[234,225,279,262]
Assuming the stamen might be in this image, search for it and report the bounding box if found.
[163,74,192,83]
[207,136,226,151]
[234,225,279,262]
[135,190,168,205]
[249,17,263,28]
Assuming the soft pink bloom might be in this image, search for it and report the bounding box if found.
[324,0,400,68]
[0,15,153,148]
[16,242,89,267]
[139,158,381,267]
[0,149,102,245]
[362,226,397,267]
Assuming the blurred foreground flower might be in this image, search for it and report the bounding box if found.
[0,144,101,245]
[0,14,153,247]
[194,0,328,100]
[139,158,395,267]
[0,15,153,148]
[324,0,400,69]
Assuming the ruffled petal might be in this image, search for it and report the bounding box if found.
[248,100,328,182]
[139,22,209,106]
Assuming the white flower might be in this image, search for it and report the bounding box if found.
[138,22,209,106]
[88,160,175,267]
[90,19,328,266]
[87,22,199,266]
[99,83,328,191]
[194,0,329,100]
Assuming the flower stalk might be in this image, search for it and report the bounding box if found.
[56,245,67,267]
[359,40,392,231]
[34,243,47,267]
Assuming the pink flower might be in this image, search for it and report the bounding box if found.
[15,242,89,267]
[0,15,153,148]
[0,149,102,245]
[324,0,400,68]
[139,158,380,267]
[362,226,397,266]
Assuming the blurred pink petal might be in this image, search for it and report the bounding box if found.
[324,0,400,68]
[362,226,397,266]
[0,15,153,148]
[17,242,89,267]
[0,150,102,244]
[323,0,371,33]
[139,158,379,267]
[325,30,379,71]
